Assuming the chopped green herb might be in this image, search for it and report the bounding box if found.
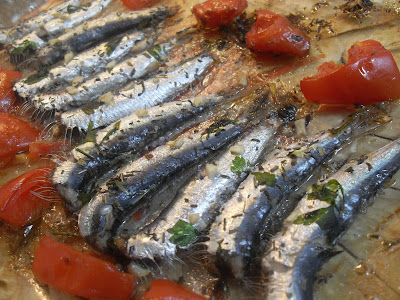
[203,119,235,138]
[78,190,96,205]
[100,121,121,144]
[307,179,344,204]
[105,37,122,56]
[231,156,251,175]
[253,172,277,186]
[293,206,332,225]
[147,45,163,61]
[167,219,199,248]
[84,121,97,144]
[24,72,48,85]
[81,101,102,115]
[11,40,38,56]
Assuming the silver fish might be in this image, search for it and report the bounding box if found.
[61,53,214,130]
[37,6,174,65]
[8,0,112,57]
[263,138,400,300]
[14,30,147,97]
[78,116,246,252]
[206,109,381,279]
[32,41,174,111]
[124,120,277,261]
[0,0,82,44]
[53,94,221,211]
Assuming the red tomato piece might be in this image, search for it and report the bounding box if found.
[192,0,248,28]
[142,279,207,300]
[0,167,57,227]
[300,40,400,105]
[0,67,22,112]
[121,0,156,10]
[32,236,136,299]
[246,10,310,57]
[27,141,64,161]
[0,113,41,161]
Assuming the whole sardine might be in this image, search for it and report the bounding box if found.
[263,138,400,300]
[53,95,220,211]
[207,109,382,279]
[61,53,214,130]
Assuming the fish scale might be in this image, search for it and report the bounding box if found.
[60,53,214,130]
[263,138,400,300]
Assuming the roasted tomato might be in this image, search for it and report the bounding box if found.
[192,0,248,28]
[0,67,22,112]
[121,0,156,10]
[142,279,207,300]
[300,40,400,105]
[27,141,64,162]
[246,10,310,57]
[0,167,57,228]
[0,113,41,163]
[32,235,136,299]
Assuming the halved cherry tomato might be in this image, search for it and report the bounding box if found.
[0,67,21,112]
[192,0,248,28]
[27,141,64,161]
[142,279,207,300]
[246,10,310,57]
[121,0,156,10]
[0,167,57,227]
[0,113,41,162]
[300,40,400,105]
[32,235,136,299]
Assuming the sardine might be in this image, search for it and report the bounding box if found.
[60,53,214,130]
[9,0,112,58]
[32,41,174,111]
[0,0,82,44]
[53,95,221,211]
[124,120,277,261]
[37,6,174,65]
[78,116,247,252]
[263,138,400,300]
[206,109,382,279]
[14,30,148,98]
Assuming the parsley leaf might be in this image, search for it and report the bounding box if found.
[11,40,38,56]
[253,172,277,186]
[100,121,121,145]
[293,206,332,225]
[167,219,199,248]
[105,37,122,56]
[84,120,97,144]
[307,179,343,204]
[231,156,251,175]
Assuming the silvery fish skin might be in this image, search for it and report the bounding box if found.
[0,0,82,44]
[14,31,147,98]
[32,42,174,111]
[37,6,174,65]
[78,117,246,252]
[263,138,400,300]
[53,95,220,211]
[61,54,214,130]
[124,121,277,261]
[9,0,112,55]
[206,110,379,279]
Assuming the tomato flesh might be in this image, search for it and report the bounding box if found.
[0,67,21,112]
[246,10,310,57]
[0,113,41,162]
[142,279,207,300]
[32,235,136,299]
[121,0,155,10]
[27,141,64,161]
[0,167,57,228]
[192,0,248,28]
[300,40,400,105]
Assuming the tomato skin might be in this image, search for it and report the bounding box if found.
[0,67,21,112]
[246,10,310,57]
[142,279,207,300]
[27,141,64,161]
[121,0,155,10]
[300,40,400,105]
[0,167,56,227]
[32,236,136,299]
[0,113,41,161]
[192,0,248,28]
